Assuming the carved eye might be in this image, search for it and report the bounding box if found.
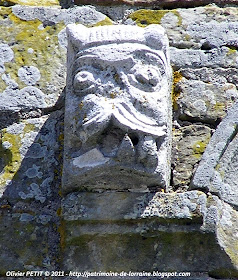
[73,71,95,93]
[129,66,162,92]
[135,68,161,87]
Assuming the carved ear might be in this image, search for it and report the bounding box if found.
[66,24,89,49]
[144,24,168,51]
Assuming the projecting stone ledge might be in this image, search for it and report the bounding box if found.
[61,191,238,276]
[73,0,238,8]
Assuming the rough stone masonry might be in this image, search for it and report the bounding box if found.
[0,0,238,279]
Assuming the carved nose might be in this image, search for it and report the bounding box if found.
[117,134,136,163]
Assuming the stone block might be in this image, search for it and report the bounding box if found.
[128,6,238,50]
[192,100,238,207]
[63,24,172,193]
[0,212,59,273]
[172,125,212,190]
[61,191,238,276]
[62,191,206,222]
[62,230,234,274]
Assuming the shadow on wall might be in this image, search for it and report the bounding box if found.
[0,87,237,277]
[61,193,237,276]
[0,90,65,273]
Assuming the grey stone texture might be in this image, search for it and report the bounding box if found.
[63,23,172,193]
[61,191,237,275]
[0,4,111,273]
[172,124,212,190]
[0,1,238,278]
[192,100,238,207]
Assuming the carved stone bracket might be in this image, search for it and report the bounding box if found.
[62,24,172,193]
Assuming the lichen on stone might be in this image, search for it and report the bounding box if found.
[172,70,183,110]
[0,8,66,100]
[0,0,60,6]
[91,16,113,27]
[129,9,182,27]
[227,46,237,55]
[192,136,210,159]
[0,129,21,193]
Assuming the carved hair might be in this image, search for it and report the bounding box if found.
[66,24,169,53]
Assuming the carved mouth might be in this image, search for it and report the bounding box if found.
[75,122,162,173]
[78,100,166,145]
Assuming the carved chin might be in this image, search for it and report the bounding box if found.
[63,119,167,193]
[67,151,166,193]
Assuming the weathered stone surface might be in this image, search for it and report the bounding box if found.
[62,191,206,221]
[0,6,64,111]
[127,6,238,126]
[0,114,60,199]
[73,0,238,9]
[61,191,237,276]
[174,68,238,123]
[192,101,238,207]
[0,212,59,273]
[12,5,108,25]
[128,6,238,67]
[0,112,63,271]
[0,5,111,272]
[216,201,238,273]
[0,6,112,114]
[1,2,238,277]
[0,0,60,6]
[202,195,238,273]
[63,24,172,193]
[170,47,238,69]
[174,72,238,123]
[62,229,235,273]
[172,125,211,190]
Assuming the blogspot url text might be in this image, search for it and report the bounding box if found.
[6,270,191,278]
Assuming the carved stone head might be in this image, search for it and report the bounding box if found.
[62,24,172,193]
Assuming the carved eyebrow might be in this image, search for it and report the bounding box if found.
[76,54,133,62]
[73,55,135,71]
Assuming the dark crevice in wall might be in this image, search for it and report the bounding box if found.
[0,112,20,130]
[177,115,223,129]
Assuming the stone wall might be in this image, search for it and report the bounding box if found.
[0,0,238,279]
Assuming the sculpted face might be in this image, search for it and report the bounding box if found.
[63,24,172,193]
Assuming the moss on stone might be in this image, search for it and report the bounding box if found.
[172,10,182,26]
[129,9,182,27]
[0,6,11,18]
[129,9,167,26]
[172,71,183,110]
[192,136,210,159]
[227,46,237,56]
[0,130,21,189]
[23,123,35,134]
[92,16,113,27]
[0,120,38,190]
[58,219,66,251]
[184,34,191,41]
[213,102,225,114]
[0,0,60,6]
[209,268,238,279]
[0,0,14,6]
[1,9,65,93]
